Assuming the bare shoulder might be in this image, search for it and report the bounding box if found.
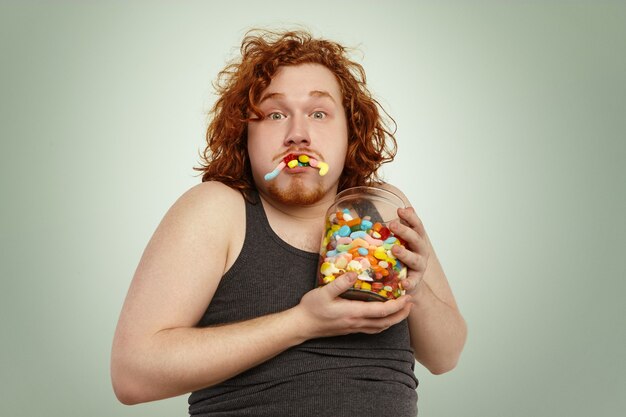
[173,181,245,220]
[189,180,244,203]
[115,182,246,336]
[159,181,247,273]
[152,181,240,239]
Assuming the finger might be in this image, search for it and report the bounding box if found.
[356,303,413,333]
[397,207,425,236]
[391,245,428,273]
[355,295,412,319]
[322,271,357,298]
[399,277,422,293]
[389,220,429,257]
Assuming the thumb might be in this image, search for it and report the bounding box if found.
[323,272,357,298]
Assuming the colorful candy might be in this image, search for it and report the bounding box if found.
[318,208,407,301]
[263,161,286,181]
[263,153,330,181]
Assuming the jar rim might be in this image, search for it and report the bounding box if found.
[334,186,406,209]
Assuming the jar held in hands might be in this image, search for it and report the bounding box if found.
[318,186,408,301]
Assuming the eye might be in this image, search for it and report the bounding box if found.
[311,111,326,119]
[267,112,286,120]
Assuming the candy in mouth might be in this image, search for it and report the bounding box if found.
[264,153,329,181]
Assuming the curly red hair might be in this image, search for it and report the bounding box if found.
[195,29,397,201]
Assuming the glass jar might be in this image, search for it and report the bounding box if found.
[318,186,408,301]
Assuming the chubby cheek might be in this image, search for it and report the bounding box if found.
[322,140,348,182]
[247,144,271,184]
[325,154,345,184]
[247,126,271,175]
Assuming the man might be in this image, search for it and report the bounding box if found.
[111,30,466,416]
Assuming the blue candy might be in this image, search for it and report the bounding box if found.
[263,169,279,181]
[357,247,369,256]
[338,225,351,237]
[350,231,367,239]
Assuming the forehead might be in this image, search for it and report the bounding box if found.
[261,63,343,102]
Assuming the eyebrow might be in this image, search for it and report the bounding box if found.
[259,90,337,104]
[309,90,336,103]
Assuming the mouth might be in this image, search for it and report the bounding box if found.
[264,152,330,181]
[282,153,314,169]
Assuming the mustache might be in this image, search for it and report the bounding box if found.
[271,148,325,162]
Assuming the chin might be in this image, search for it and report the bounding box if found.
[267,177,327,205]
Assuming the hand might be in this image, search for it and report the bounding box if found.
[389,207,431,296]
[296,272,413,339]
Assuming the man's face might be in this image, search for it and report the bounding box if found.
[247,63,349,206]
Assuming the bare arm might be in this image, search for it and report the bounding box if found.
[381,184,468,374]
[111,182,413,404]
[114,301,308,404]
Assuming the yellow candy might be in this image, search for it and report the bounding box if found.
[323,275,336,284]
[361,282,372,291]
[374,248,387,260]
[287,159,299,169]
[320,262,340,276]
[378,290,388,297]
[298,154,310,163]
[317,161,329,176]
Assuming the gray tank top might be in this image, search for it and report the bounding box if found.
[188,191,418,416]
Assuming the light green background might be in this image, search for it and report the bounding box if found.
[1,1,624,416]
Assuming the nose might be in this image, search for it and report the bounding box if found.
[283,114,310,147]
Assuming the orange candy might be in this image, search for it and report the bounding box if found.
[346,217,361,228]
